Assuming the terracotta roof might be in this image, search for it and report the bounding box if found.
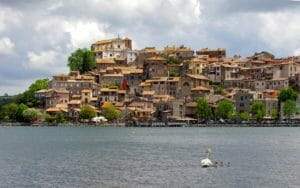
[68,100,81,105]
[191,86,210,91]
[36,89,48,93]
[140,82,151,87]
[147,56,166,61]
[81,89,92,93]
[103,73,123,77]
[100,88,118,92]
[52,89,69,94]
[115,57,125,61]
[75,75,94,80]
[185,102,197,107]
[71,95,81,98]
[186,74,209,80]
[114,102,124,107]
[144,48,157,53]
[142,90,155,95]
[96,58,115,64]
[101,102,113,108]
[46,107,67,112]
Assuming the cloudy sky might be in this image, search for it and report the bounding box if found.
[0,0,300,95]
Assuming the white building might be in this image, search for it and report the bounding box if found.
[91,37,138,64]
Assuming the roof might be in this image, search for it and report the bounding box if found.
[81,89,92,93]
[164,46,192,52]
[186,74,209,80]
[101,102,113,108]
[68,100,81,105]
[140,82,151,87]
[100,88,118,92]
[115,57,125,61]
[75,75,94,80]
[185,102,197,107]
[103,73,123,77]
[71,95,81,98]
[93,37,131,45]
[46,107,67,112]
[198,48,226,52]
[146,77,180,83]
[142,90,155,95]
[96,58,115,64]
[191,86,210,91]
[143,48,157,53]
[147,56,166,61]
[36,89,48,93]
[54,74,69,77]
[50,89,69,94]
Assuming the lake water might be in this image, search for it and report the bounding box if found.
[0,126,299,188]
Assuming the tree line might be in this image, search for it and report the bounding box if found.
[195,87,298,122]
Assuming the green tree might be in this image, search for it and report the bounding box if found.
[167,57,180,65]
[215,99,234,120]
[270,108,278,119]
[283,100,298,119]
[67,48,95,74]
[278,87,298,102]
[16,103,28,122]
[55,111,66,124]
[169,69,180,77]
[16,79,48,107]
[215,86,224,95]
[22,108,42,122]
[0,103,18,121]
[103,105,120,122]
[79,105,96,120]
[240,112,250,121]
[251,101,265,121]
[45,114,56,124]
[195,98,212,121]
[0,95,17,109]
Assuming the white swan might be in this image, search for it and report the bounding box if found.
[201,158,213,168]
[201,148,213,168]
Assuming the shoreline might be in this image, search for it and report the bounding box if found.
[1,122,300,127]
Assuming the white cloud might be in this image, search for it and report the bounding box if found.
[0,6,22,32]
[0,37,15,54]
[258,11,300,55]
[64,20,111,48]
[26,50,68,74]
[47,1,64,11]
[27,50,57,68]
[293,48,300,56]
[35,17,111,48]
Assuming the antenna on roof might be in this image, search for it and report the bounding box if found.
[117,34,120,39]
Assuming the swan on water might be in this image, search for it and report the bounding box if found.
[201,148,213,168]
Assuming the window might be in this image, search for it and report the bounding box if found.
[118,45,120,48]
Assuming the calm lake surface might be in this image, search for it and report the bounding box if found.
[0,126,299,188]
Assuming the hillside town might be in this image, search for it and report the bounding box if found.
[33,37,300,124]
